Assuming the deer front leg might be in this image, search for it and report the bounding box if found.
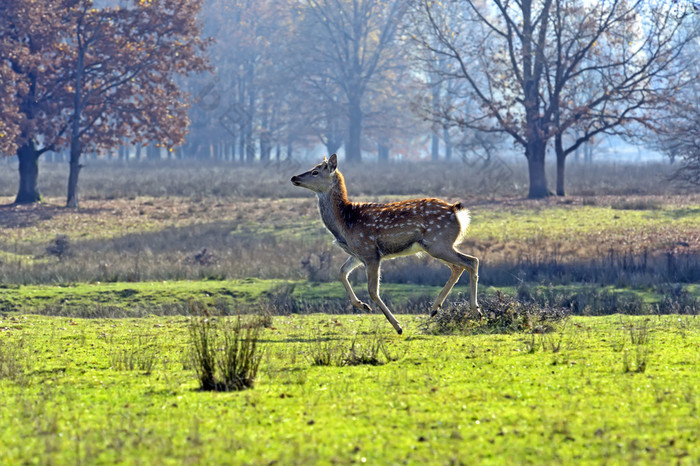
[365,261,403,335]
[339,256,371,311]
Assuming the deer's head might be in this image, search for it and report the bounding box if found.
[291,154,338,193]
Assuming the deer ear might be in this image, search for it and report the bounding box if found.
[328,153,338,172]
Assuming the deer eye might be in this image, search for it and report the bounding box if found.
[312,170,319,176]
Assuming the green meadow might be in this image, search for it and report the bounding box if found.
[1,314,698,464]
[1,163,699,464]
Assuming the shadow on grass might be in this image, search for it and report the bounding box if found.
[0,202,108,229]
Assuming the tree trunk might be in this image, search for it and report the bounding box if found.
[324,138,342,156]
[245,131,256,163]
[259,129,271,163]
[68,43,84,209]
[555,133,566,196]
[584,142,593,164]
[431,75,440,162]
[66,140,82,208]
[444,126,452,161]
[378,143,390,163]
[526,140,550,198]
[346,98,362,163]
[147,145,160,160]
[15,141,42,204]
[431,132,440,161]
[238,133,245,162]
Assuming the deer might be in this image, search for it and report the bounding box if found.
[291,154,479,334]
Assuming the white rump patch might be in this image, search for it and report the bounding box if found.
[455,207,471,244]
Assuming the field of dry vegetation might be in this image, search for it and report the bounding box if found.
[1,158,699,463]
[0,158,698,314]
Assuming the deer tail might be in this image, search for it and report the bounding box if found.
[453,202,471,244]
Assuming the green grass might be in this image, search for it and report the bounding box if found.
[0,314,698,463]
[470,204,700,243]
[0,278,287,312]
[0,279,448,315]
[2,279,698,316]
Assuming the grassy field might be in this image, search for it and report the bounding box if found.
[1,160,699,463]
[1,313,698,464]
[1,190,698,288]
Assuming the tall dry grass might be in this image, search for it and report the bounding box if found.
[1,158,697,292]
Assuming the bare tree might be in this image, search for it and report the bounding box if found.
[364,61,425,163]
[297,0,406,163]
[652,7,700,184]
[412,0,697,197]
[549,1,697,195]
[186,0,292,163]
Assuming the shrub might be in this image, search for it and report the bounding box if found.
[46,235,71,260]
[308,334,343,367]
[423,291,570,335]
[188,301,263,391]
[342,329,405,366]
[622,346,649,374]
[655,285,700,315]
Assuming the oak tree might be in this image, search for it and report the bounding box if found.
[1,0,209,206]
[63,0,209,207]
[1,1,73,203]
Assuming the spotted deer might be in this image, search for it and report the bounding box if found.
[291,154,479,334]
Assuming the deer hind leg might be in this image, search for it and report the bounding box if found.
[425,245,480,314]
[430,264,464,317]
[365,261,403,335]
[339,256,371,311]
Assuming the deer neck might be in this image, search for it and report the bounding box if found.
[317,171,352,246]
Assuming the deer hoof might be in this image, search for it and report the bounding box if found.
[352,301,372,312]
[396,326,403,335]
[430,309,438,317]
